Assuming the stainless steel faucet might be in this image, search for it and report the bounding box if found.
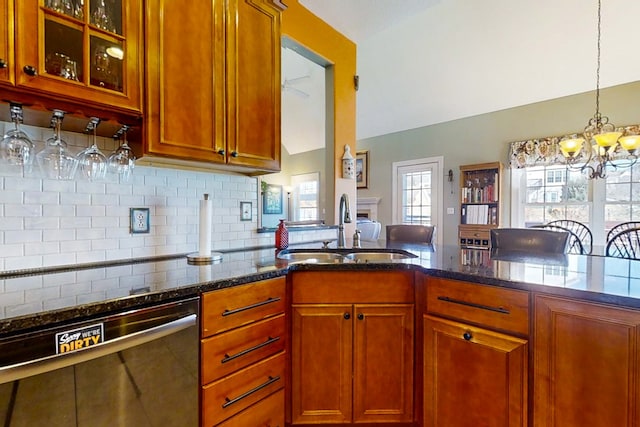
[337,193,352,248]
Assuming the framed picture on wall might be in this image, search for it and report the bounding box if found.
[356,150,369,189]
[263,184,283,214]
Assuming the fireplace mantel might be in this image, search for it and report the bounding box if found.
[357,197,381,221]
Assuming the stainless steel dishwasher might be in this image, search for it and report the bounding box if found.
[0,297,199,427]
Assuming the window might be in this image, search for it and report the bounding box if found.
[391,157,443,245]
[291,172,320,222]
[512,163,640,246]
[604,163,640,234]
[514,165,591,228]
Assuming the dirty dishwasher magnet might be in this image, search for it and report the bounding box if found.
[0,297,199,427]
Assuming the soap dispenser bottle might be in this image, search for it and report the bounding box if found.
[353,229,361,248]
[275,219,289,250]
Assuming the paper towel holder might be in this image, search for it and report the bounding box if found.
[187,252,223,265]
[187,193,223,264]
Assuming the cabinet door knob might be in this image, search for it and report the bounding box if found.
[357,313,364,320]
[217,149,225,156]
[23,65,37,76]
[0,59,7,69]
[343,312,350,320]
[463,331,473,341]
[231,151,239,157]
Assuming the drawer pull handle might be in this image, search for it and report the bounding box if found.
[222,297,281,317]
[221,336,281,364]
[222,375,281,408]
[463,331,473,341]
[437,296,510,314]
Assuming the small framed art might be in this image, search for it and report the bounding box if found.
[262,184,283,215]
[356,150,369,189]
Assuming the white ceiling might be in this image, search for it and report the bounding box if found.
[296,0,640,141]
[299,0,440,44]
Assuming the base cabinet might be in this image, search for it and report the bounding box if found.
[424,277,529,427]
[534,294,640,427]
[423,316,528,427]
[290,271,415,425]
[200,277,286,426]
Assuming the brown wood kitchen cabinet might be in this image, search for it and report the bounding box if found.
[290,271,415,425]
[0,0,13,86]
[201,276,286,427]
[145,0,283,173]
[534,294,640,427]
[424,277,529,427]
[8,0,143,115]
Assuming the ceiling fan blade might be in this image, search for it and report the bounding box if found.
[283,85,310,98]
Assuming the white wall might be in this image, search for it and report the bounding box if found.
[356,81,640,246]
[356,0,640,139]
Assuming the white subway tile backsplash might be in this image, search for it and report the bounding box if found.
[24,217,59,230]
[5,177,42,192]
[76,250,106,264]
[42,180,75,193]
[0,218,23,231]
[44,229,77,242]
[4,204,42,217]
[0,121,334,271]
[60,192,92,205]
[25,242,59,256]
[5,230,42,244]
[5,255,43,271]
[76,181,106,194]
[44,205,76,217]
[60,239,91,253]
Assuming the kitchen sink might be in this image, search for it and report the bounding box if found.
[276,251,346,263]
[276,249,417,264]
[344,251,417,262]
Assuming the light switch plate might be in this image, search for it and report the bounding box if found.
[447,207,455,215]
[130,208,150,234]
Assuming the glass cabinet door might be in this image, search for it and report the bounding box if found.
[15,0,141,113]
[0,0,13,85]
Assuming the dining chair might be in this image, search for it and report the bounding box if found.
[490,228,570,254]
[386,224,435,244]
[605,227,640,259]
[606,221,640,244]
[546,220,592,254]
[529,224,586,255]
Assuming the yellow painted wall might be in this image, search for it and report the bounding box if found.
[281,1,357,178]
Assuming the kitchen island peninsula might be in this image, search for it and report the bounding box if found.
[0,243,639,426]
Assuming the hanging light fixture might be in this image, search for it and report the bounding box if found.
[559,0,640,179]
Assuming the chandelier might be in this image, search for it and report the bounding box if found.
[558,0,640,179]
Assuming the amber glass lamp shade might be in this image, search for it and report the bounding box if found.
[559,138,584,158]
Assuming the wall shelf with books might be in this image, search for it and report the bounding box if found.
[459,162,502,249]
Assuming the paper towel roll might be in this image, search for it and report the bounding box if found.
[199,194,212,257]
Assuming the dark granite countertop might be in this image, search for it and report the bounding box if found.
[2,241,640,336]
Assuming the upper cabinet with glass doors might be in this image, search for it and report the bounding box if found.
[0,0,14,85]
[11,0,142,114]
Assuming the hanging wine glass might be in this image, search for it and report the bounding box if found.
[77,117,107,180]
[0,103,35,175]
[108,125,135,182]
[36,110,79,180]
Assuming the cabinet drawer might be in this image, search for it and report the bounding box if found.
[202,352,285,427]
[426,277,529,336]
[216,389,284,427]
[292,271,414,303]
[202,277,286,337]
[202,314,286,384]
